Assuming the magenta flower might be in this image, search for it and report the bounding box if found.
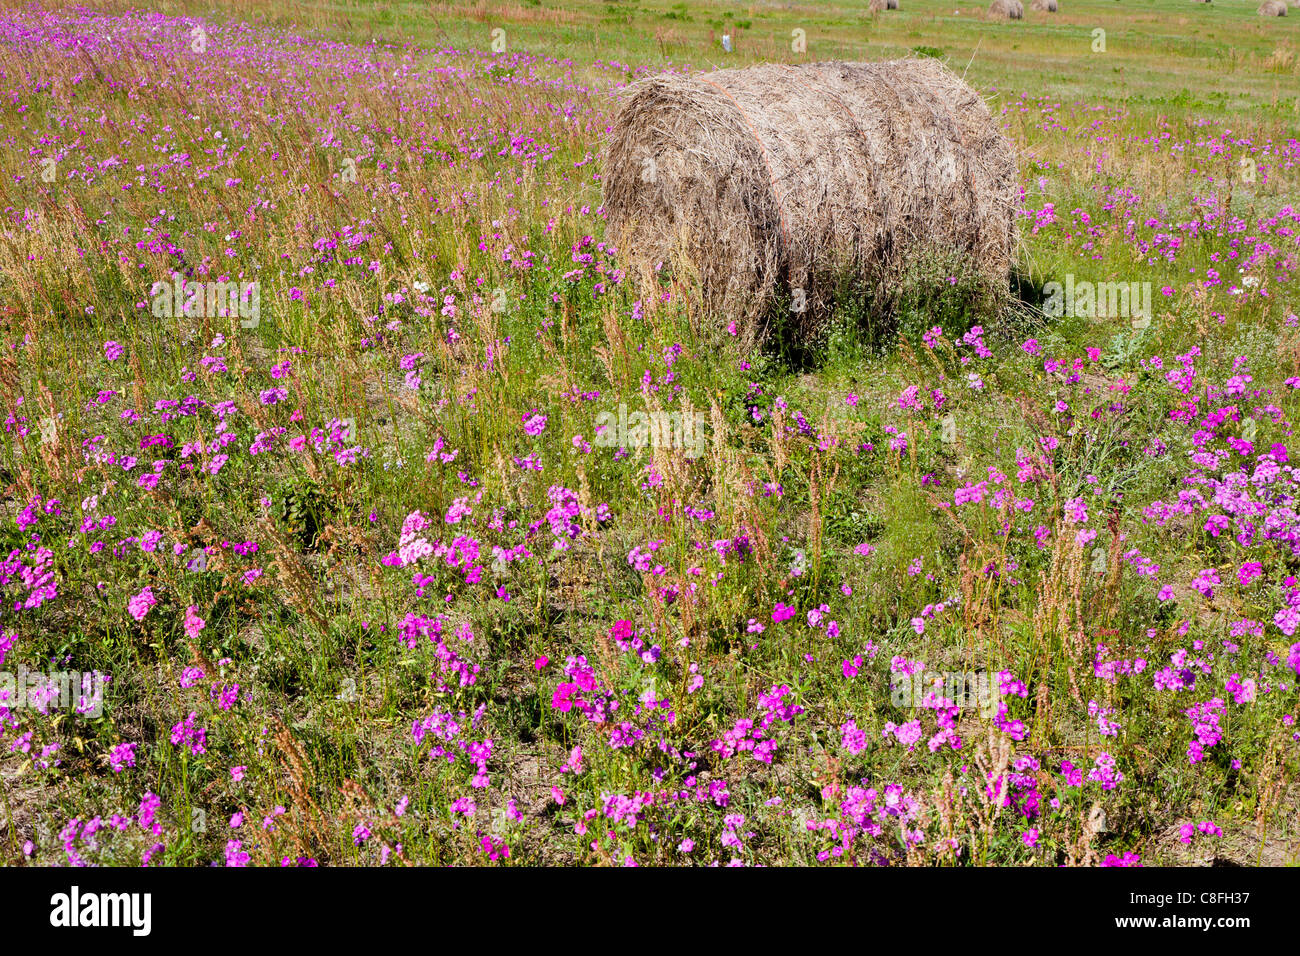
[840,719,868,755]
[522,409,547,436]
[108,742,137,773]
[128,587,157,622]
[224,840,250,867]
[169,711,208,755]
[551,682,578,712]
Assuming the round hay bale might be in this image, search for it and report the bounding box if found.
[867,0,897,12]
[988,0,1025,18]
[887,0,900,9]
[1030,0,1058,11]
[1259,0,1287,14]
[601,59,1018,338]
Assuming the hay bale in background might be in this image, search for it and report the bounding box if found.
[602,59,1018,340]
[1030,0,1058,11]
[867,0,898,12]
[989,0,1025,17]
[1259,0,1287,14]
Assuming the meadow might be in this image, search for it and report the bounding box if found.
[1,0,1299,866]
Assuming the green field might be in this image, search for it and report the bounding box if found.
[0,0,1298,868]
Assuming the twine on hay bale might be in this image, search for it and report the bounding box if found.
[988,0,1025,18]
[601,59,1018,343]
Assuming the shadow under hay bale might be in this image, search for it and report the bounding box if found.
[1259,1,1287,14]
[989,0,1026,17]
[601,59,1018,349]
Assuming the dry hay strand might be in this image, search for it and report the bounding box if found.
[1030,0,1058,11]
[602,58,1018,342]
[988,0,1025,17]
[1264,44,1295,70]
[1259,0,1288,14]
